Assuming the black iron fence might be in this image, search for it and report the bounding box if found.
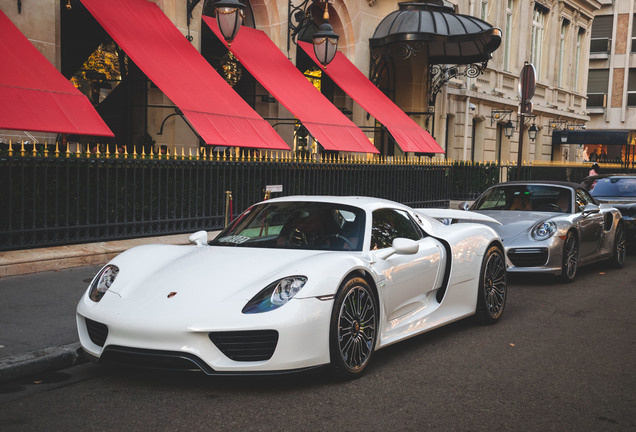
[0,150,631,251]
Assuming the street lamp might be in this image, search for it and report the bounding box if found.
[288,0,340,67]
[214,0,245,45]
[528,123,538,141]
[311,2,339,66]
[504,120,515,138]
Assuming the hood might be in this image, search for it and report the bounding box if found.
[474,210,552,243]
[107,244,342,305]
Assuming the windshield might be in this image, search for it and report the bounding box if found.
[210,201,366,251]
[589,178,636,198]
[472,185,572,213]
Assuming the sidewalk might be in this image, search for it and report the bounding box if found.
[0,233,202,383]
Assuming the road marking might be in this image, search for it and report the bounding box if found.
[0,345,5,349]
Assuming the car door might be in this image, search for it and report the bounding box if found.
[369,208,444,322]
[576,188,604,259]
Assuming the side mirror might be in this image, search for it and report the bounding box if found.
[188,230,208,246]
[459,201,470,211]
[376,238,420,260]
[582,203,600,217]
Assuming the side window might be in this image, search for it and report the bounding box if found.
[371,209,423,250]
[575,189,593,212]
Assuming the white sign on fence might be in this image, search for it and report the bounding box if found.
[266,185,283,193]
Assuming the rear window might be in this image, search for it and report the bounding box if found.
[589,178,636,197]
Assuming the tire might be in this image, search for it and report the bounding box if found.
[560,231,578,283]
[475,245,507,324]
[609,222,626,269]
[329,276,377,378]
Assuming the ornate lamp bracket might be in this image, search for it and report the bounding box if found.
[428,60,489,106]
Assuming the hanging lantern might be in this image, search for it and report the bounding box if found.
[215,0,245,45]
[312,2,339,66]
[504,120,515,138]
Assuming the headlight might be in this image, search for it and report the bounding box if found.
[531,221,557,241]
[242,276,308,314]
[89,265,119,302]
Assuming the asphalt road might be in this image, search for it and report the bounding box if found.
[0,258,634,432]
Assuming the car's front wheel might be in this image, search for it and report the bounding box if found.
[475,245,507,324]
[609,222,626,268]
[560,231,578,283]
[329,277,377,378]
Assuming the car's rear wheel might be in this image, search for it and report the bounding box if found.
[329,277,377,378]
[560,231,578,283]
[475,245,507,324]
[609,222,626,268]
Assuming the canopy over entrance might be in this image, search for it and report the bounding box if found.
[370,1,501,65]
[552,130,635,146]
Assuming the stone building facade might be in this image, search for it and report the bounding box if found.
[585,0,636,164]
[0,0,603,162]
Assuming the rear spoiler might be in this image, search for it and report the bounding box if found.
[414,209,502,225]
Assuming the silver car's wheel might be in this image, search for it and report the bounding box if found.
[610,223,626,268]
[330,277,377,378]
[560,231,578,283]
[476,245,507,323]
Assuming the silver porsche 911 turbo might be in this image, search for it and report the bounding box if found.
[462,181,626,282]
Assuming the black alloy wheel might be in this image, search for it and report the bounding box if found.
[610,223,626,268]
[330,277,377,378]
[560,231,578,283]
[476,245,507,324]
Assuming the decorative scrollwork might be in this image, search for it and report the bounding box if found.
[428,60,489,105]
[289,0,321,46]
[395,42,423,60]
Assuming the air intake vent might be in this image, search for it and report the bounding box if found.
[508,248,549,267]
[85,318,109,347]
[209,330,279,362]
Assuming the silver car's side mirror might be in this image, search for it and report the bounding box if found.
[581,203,600,217]
[459,201,470,211]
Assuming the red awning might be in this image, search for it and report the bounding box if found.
[80,0,288,150]
[299,41,444,154]
[204,18,379,154]
[0,10,112,137]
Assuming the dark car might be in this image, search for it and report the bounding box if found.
[582,174,636,244]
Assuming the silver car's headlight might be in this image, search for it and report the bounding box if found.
[531,221,557,241]
[89,265,119,302]
[242,276,308,314]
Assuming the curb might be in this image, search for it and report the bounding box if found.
[0,343,86,384]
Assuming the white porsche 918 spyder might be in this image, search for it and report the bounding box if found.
[77,196,506,378]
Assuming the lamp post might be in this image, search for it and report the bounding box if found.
[516,62,536,179]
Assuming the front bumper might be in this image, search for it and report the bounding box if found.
[503,236,565,275]
[77,296,334,374]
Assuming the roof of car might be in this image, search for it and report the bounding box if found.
[492,180,582,190]
[260,195,410,211]
[581,174,636,181]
